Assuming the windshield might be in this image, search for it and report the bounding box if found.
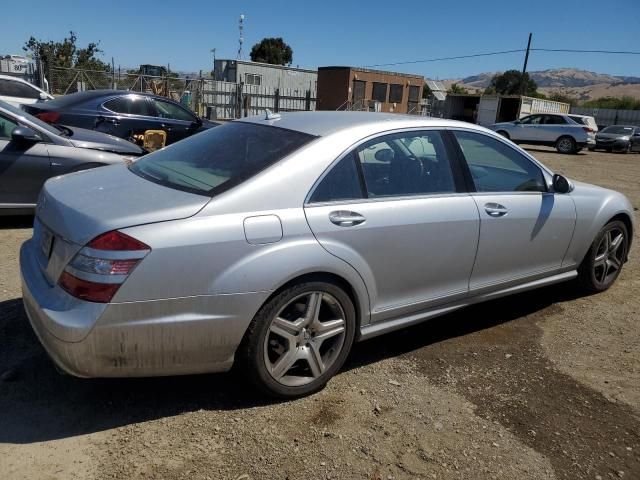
[129,121,316,196]
[601,126,635,135]
[0,100,62,136]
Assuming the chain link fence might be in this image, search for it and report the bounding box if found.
[46,66,315,120]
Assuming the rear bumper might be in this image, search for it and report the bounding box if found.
[20,239,270,377]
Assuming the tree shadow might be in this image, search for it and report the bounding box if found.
[0,282,589,444]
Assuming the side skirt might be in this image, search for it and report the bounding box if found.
[358,270,577,341]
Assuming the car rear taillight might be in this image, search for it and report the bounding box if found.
[58,230,150,303]
[582,127,594,133]
[36,111,61,123]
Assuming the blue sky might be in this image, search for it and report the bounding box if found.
[3,0,639,79]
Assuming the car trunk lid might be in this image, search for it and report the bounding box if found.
[35,163,210,284]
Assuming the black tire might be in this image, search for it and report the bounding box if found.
[237,281,356,398]
[556,136,577,154]
[496,130,510,139]
[578,220,629,293]
[588,147,595,152]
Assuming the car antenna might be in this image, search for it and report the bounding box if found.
[265,109,281,121]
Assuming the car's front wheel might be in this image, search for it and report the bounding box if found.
[578,220,629,292]
[496,130,510,139]
[556,136,577,154]
[238,281,356,398]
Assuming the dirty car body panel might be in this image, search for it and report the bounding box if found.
[20,112,634,378]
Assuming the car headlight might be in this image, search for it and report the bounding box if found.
[620,136,630,141]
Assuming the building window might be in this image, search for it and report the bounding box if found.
[408,85,420,102]
[388,84,403,103]
[245,73,262,86]
[372,82,387,102]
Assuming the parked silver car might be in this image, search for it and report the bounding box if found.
[490,113,596,153]
[0,100,143,215]
[20,112,633,398]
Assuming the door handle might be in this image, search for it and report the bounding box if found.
[329,210,366,227]
[484,202,508,217]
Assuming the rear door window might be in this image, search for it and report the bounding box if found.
[355,130,456,197]
[104,95,153,116]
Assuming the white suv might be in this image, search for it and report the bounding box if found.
[0,75,53,108]
[568,114,598,133]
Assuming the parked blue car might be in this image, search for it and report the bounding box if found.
[23,90,219,147]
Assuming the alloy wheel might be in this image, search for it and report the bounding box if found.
[263,291,347,387]
[558,138,574,153]
[593,227,626,287]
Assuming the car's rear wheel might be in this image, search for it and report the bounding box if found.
[496,130,510,139]
[556,136,576,154]
[238,281,356,398]
[578,220,629,293]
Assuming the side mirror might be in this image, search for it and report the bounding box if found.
[39,92,49,100]
[11,126,42,143]
[552,174,572,194]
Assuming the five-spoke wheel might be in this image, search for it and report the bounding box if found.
[579,220,628,292]
[238,281,356,398]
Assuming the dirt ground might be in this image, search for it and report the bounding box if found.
[1,147,639,480]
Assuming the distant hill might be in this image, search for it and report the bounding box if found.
[443,68,640,100]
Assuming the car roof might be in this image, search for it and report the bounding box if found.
[0,74,42,87]
[237,111,483,137]
[43,89,175,108]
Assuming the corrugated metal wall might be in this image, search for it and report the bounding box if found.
[201,80,316,120]
[570,107,640,127]
[236,63,316,93]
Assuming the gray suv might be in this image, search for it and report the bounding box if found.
[490,113,595,154]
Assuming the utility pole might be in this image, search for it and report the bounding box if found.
[520,33,532,96]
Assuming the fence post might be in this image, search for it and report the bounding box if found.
[235,83,243,118]
[274,88,280,113]
[305,90,311,111]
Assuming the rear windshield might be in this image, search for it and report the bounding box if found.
[601,126,634,135]
[129,121,316,196]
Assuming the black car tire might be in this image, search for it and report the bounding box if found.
[237,280,356,398]
[496,130,510,139]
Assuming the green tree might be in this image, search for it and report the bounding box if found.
[486,70,537,96]
[447,83,468,94]
[547,91,577,106]
[422,83,432,99]
[250,37,293,66]
[23,31,110,71]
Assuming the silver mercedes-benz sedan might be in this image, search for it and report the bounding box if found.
[20,111,634,398]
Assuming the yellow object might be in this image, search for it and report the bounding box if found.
[143,130,167,151]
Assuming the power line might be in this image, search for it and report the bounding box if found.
[532,48,640,55]
[362,49,525,68]
[361,47,640,69]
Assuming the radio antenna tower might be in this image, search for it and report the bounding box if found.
[237,14,245,60]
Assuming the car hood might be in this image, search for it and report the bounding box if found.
[595,133,628,140]
[66,126,144,155]
[37,163,210,246]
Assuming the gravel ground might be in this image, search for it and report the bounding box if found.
[0,148,638,480]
